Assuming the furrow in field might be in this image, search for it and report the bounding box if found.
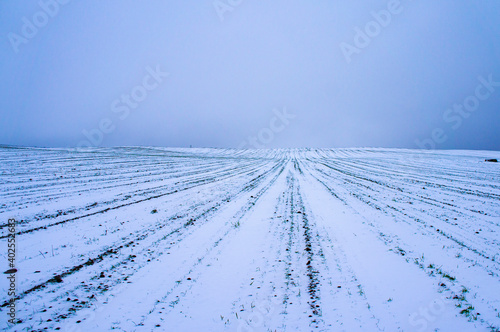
[302,159,500,330]
[1,147,499,331]
[313,161,500,265]
[56,158,287,331]
[0,158,272,237]
[1,159,284,317]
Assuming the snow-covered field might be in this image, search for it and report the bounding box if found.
[1,146,499,331]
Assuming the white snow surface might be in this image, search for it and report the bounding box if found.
[0,146,499,331]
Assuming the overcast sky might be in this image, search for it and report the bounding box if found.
[1,1,499,150]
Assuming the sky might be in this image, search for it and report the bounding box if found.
[0,0,499,150]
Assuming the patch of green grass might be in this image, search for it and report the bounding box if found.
[396,247,406,256]
[357,284,364,296]
[443,273,456,281]
[459,305,475,319]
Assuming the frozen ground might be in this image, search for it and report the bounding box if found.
[0,146,499,331]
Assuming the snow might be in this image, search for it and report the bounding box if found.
[0,146,499,331]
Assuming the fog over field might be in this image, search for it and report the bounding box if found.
[1,1,499,150]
